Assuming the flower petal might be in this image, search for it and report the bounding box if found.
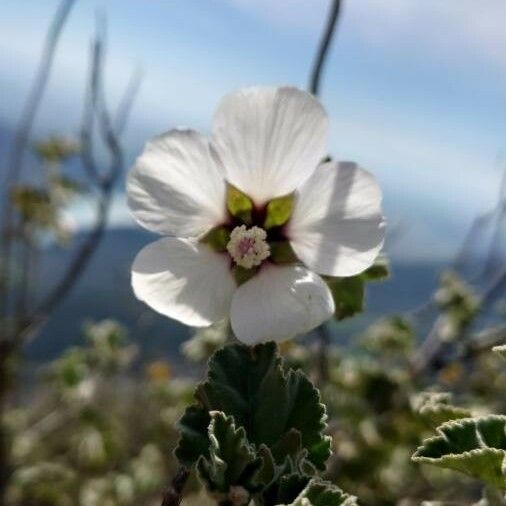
[131,237,236,327]
[288,161,385,277]
[230,265,334,345]
[127,129,226,237]
[211,86,328,205]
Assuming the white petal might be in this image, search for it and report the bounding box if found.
[211,86,328,205]
[230,265,334,345]
[127,129,226,237]
[288,161,385,277]
[131,237,236,327]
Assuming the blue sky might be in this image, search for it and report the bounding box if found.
[1,0,505,262]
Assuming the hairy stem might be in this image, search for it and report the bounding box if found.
[161,467,190,506]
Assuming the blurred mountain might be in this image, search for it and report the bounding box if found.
[26,227,446,362]
[30,227,191,363]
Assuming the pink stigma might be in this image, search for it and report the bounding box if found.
[237,237,255,257]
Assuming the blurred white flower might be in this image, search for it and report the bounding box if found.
[127,86,385,344]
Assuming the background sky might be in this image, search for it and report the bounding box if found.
[1,0,505,262]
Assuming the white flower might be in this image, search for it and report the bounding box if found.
[127,86,385,345]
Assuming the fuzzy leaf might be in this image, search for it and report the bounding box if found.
[261,446,318,505]
[268,473,311,505]
[416,392,472,429]
[282,479,359,506]
[327,277,364,321]
[175,406,211,466]
[264,194,294,230]
[197,412,262,494]
[412,415,506,489]
[493,345,506,361]
[227,184,253,224]
[175,343,331,470]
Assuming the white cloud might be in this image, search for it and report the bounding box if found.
[222,0,328,33]
[224,0,506,75]
[2,0,504,262]
[349,0,506,74]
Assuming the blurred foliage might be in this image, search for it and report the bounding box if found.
[10,136,85,245]
[3,267,506,505]
[5,320,193,506]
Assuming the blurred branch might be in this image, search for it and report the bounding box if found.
[411,169,506,377]
[114,66,143,135]
[161,467,190,506]
[309,0,343,384]
[2,0,77,191]
[411,269,506,377]
[17,17,140,345]
[453,168,506,281]
[309,0,342,96]
[14,224,34,327]
[0,4,77,499]
[0,5,139,504]
[0,0,77,324]
[410,316,445,376]
[316,323,331,386]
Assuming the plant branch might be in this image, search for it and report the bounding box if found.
[0,0,77,323]
[161,467,190,506]
[309,0,342,96]
[15,17,139,346]
[3,0,77,191]
[309,0,343,384]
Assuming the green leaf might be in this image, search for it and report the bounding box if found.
[175,406,211,466]
[227,184,253,224]
[493,345,506,361]
[269,242,299,264]
[234,265,258,285]
[412,415,506,489]
[34,136,79,163]
[11,186,54,225]
[201,226,231,252]
[327,277,364,321]
[264,194,294,230]
[361,256,390,281]
[326,257,389,321]
[260,445,317,505]
[416,392,472,429]
[197,412,262,495]
[267,472,311,505]
[283,479,359,506]
[175,343,331,471]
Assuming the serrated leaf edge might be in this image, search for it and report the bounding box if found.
[175,343,332,470]
[412,415,506,478]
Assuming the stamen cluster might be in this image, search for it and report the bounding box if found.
[226,225,270,269]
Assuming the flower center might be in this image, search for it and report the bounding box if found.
[226,225,270,269]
